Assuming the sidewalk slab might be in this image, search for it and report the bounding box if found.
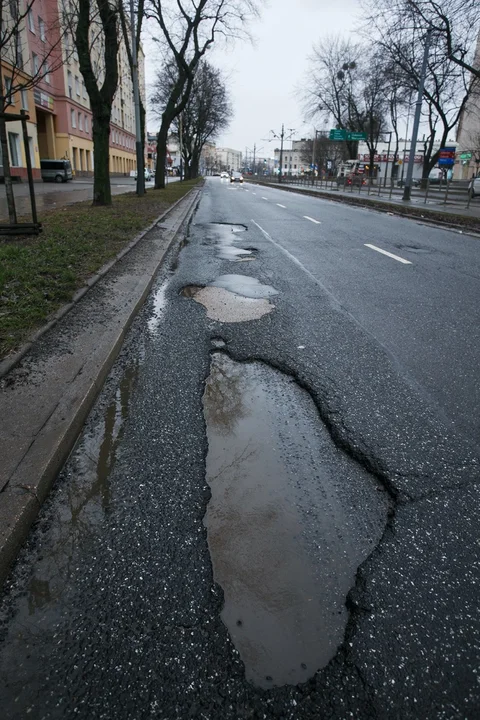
[0,187,201,587]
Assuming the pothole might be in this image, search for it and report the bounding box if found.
[186,286,274,322]
[207,223,255,262]
[203,353,388,689]
[181,285,203,298]
[210,274,278,299]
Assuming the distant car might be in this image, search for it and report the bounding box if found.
[40,159,73,183]
[230,171,243,183]
[220,171,229,179]
[133,168,152,181]
[468,175,480,197]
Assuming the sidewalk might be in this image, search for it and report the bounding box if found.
[0,186,201,587]
[252,179,480,230]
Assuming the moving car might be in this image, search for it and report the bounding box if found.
[40,159,73,183]
[230,171,243,183]
[133,167,152,181]
[220,171,229,179]
[468,175,480,197]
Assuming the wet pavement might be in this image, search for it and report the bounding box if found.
[0,178,479,718]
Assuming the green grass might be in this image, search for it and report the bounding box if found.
[0,179,200,359]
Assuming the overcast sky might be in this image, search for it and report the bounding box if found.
[145,0,361,155]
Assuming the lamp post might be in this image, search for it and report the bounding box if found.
[245,144,264,176]
[403,28,432,201]
[266,125,295,183]
[311,128,320,186]
[382,131,393,187]
[130,0,144,196]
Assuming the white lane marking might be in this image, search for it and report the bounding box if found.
[261,196,268,200]
[277,203,286,208]
[252,220,325,289]
[244,189,249,192]
[304,215,321,224]
[364,244,412,265]
[252,192,257,195]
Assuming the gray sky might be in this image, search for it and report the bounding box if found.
[145,0,360,154]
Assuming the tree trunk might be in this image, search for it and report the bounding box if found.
[190,151,200,179]
[155,121,169,190]
[0,114,17,224]
[92,110,112,205]
[140,98,146,164]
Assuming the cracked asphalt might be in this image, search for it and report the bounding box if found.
[0,178,479,718]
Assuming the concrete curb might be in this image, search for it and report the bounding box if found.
[247,180,480,236]
[0,186,201,589]
[0,184,201,380]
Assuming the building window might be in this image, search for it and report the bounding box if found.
[67,71,73,99]
[8,132,20,166]
[27,9,35,32]
[71,109,76,128]
[21,88,28,109]
[75,76,80,96]
[4,77,13,103]
[294,164,297,169]
[44,62,50,84]
[85,115,89,134]
[32,53,39,75]
[15,31,23,67]
[38,17,45,41]
[79,113,83,130]
[82,81,87,99]
[65,34,70,57]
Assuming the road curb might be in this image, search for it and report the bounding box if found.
[247,180,480,235]
[0,184,201,380]
[0,186,202,589]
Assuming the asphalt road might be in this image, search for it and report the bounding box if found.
[0,178,479,718]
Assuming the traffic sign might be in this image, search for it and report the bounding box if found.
[438,146,456,166]
[347,131,367,141]
[329,129,347,140]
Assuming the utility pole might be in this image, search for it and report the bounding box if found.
[403,28,432,201]
[266,126,295,183]
[130,0,144,196]
[311,128,319,186]
[179,114,183,181]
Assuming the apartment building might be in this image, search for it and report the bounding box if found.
[1,0,144,180]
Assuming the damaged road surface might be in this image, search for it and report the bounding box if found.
[0,178,479,719]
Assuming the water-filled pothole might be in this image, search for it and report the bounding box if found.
[207,223,254,262]
[203,353,388,688]
[182,285,274,322]
[210,274,278,299]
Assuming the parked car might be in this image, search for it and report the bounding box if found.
[230,171,243,183]
[40,159,73,183]
[468,175,480,197]
[133,168,152,181]
[336,174,366,187]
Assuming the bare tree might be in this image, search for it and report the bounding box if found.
[118,0,146,169]
[153,60,231,179]
[362,0,479,179]
[405,0,480,80]
[302,37,389,175]
[75,0,120,205]
[146,0,260,189]
[0,0,66,223]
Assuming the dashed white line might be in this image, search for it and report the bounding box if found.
[261,196,268,200]
[276,203,286,208]
[364,244,412,265]
[252,192,257,195]
[303,215,321,224]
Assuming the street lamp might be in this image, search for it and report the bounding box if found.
[265,125,295,183]
[403,28,432,201]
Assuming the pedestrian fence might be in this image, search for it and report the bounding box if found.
[268,175,479,211]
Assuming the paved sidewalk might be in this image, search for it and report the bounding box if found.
[0,186,201,586]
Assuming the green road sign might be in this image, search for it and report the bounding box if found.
[329,129,347,140]
[329,129,368,141]
[347,131,368,141]
[460,152,472,160]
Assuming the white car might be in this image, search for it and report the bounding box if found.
[133,168,152,181]
[220,171,229,179]
[468,175,480,197]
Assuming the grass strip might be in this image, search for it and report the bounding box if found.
[0,179,200,359]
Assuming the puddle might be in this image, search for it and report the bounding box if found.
[203,353,388,688]
[147,279,169,332]
[23,360,140,614]
[210,274,278,299]
[207,223,254,262]
[184,286,274,323]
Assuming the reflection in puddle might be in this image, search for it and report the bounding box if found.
[147,279,169,333]
[203,353,388,688]
[210,274,278,299]
[207,223,254,262]
[24,361,140,615]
